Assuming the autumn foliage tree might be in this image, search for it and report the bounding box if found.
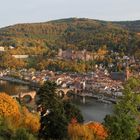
[86,122,108,140]
[68,120,108,140]
[0,93,40,139]
[21,107,40,133]
[0,93,21,125]
[68,122,93,140]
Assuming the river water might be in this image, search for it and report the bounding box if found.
[0,80,113,122]
[0,80,30,95]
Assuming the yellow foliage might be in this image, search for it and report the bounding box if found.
[68,121,108,140]
[0,93,20,123]
[68,123,93,140]
[97,46,108,56]
[97,49,107,55]
[0,93,40,134]
[21,107,40,133]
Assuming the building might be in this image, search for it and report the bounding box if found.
[58,49,93,61]
[0,46,5,52]
[12,55,29,59]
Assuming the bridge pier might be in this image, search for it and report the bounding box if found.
[73,93,77,99]
[82,95,86,104]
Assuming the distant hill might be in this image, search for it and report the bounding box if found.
[113,20,140,33]
[0,18,139,55]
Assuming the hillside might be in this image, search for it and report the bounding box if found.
[0,18,139,55]
[113,20,140,33]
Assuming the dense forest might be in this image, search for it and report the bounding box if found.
[0,18,140,54]
[114,20,140,33]
[0,18,140,71]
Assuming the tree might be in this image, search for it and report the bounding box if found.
[37,81,68,139]
[68,122,93,140]
[0,93,21,125]
[0,52,26,69]
[104,114,138,140]
[63,100,84,123]
[86,122,108,140]
[68,121,108,140]
[21,107,40,133]
[104,77,140,140]
[0,93,40,139]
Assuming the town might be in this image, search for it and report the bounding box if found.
[0,1,140,138]
[0,45,139,104]
[0,62,130,103]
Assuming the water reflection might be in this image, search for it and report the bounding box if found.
[0,80,30,95]
[73,97,113,122]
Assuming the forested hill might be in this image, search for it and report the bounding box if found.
[113,20,140,33]
[0,18,140,55]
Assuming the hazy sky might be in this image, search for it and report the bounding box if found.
[0,0,140,27]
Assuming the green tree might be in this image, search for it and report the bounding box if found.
[104,77,140,140]
[63,100,84,123]
[104,114,138,140]
[37,81,68,139]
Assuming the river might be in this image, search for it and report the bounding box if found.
[0,80,113,122]
[0,80,31,95]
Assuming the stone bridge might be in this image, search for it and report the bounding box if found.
[11,88,77,102]
[11,88,116,104]
[56,88,77,98]
[12,91,36,101]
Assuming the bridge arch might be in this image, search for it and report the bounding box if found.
[57,90,65,99]
[66,90,74,97]
[22,95,32,103]
[20,91,36,99]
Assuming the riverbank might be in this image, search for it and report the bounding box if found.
[0,76,30,85]
[0,76,40,88]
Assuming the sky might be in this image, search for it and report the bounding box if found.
[0,0,140,27]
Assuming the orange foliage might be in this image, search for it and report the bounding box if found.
[0,93,40,134]
[21,107,40,133]
[97,48,108,56]
[86,122,108,140]
[0,93,20,122]
[68,121,108,140]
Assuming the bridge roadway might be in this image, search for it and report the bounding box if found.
[11,88,117,104]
